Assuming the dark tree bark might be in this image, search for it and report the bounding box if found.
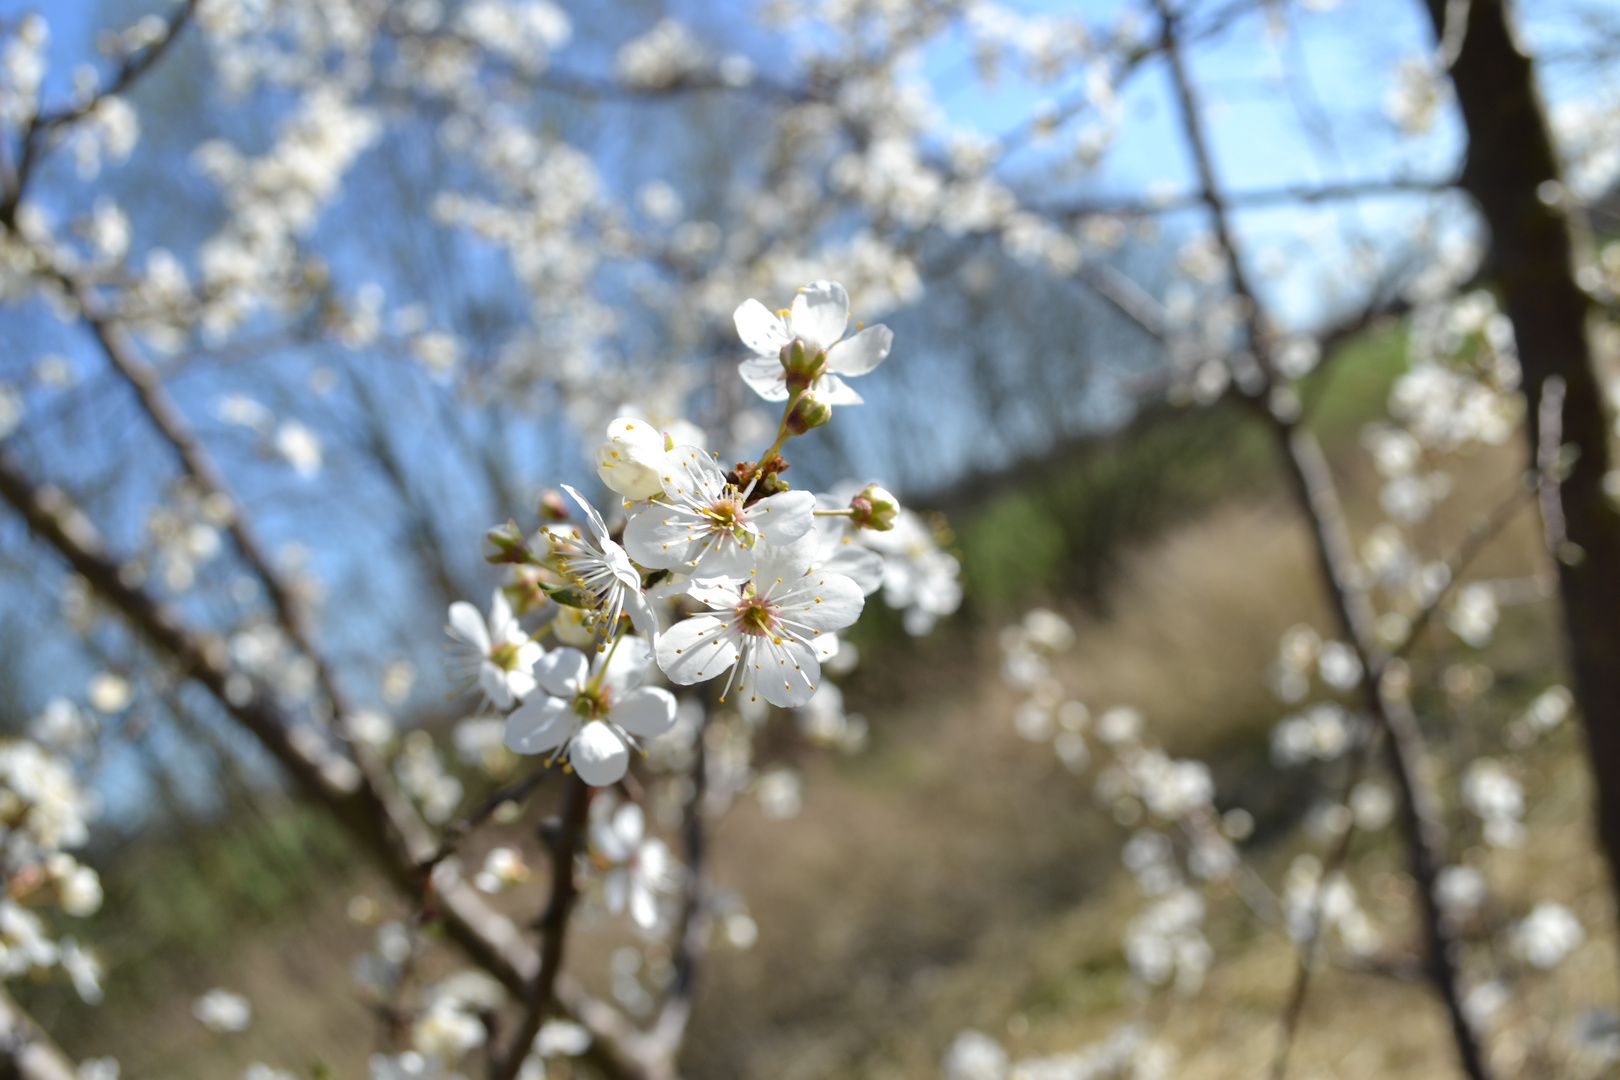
[1422,0,1620,917]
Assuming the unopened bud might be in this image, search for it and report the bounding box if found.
[785,392,832,434]
[780,337,828,392]
[849,484,899,531]
[538,490,570,522]
[503,567,553,617]
[483,520,533,563]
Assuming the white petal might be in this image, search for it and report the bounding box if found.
[739,357,790,402]
[506,669,537,701]
[660,444,729,504]
[820,543,884,595]
[606,416,667,453]
[810,373,864,405]
[447,601,491,653]
[789,280,849,348]
[825,324,891,377]
[480,660,515,710]
[561,484,611,545]
[604,868,628,913]
[613,686,677,737]
[811,633,841,663]
[505,696,573,754]
[734,298,791,355]
[571,721,629,786]
[489,589,517,639]
[624,506,701,570]
[773,568,865,633]
[598,635,652,695]
[625,590,661,643]
[534,648,588,698]
[751,534,819,585]
[657,615,740,685]
[630,882,659,929]
[687,580,743,610]
[747,489,816,547]
[751,636,820,708]
[688,535,755,580]
[613,802,645,843]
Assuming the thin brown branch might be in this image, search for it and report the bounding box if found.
[643,708,714,1076]
[1040,177,1455,221]
[494,775,594,1080]
[0,986,79,1080]
[0,0,199,225]
[1153,4,1491,1077]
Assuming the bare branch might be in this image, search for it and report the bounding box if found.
[1153,4,1491,1076]
[0,987,79,1080]
[0,0,200,226]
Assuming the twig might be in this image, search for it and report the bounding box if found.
[644,708,715,1076]
[1152,4,1491,1077]
[0,0,199,226]
[424,762,558,871]
[0,986,79,1080]
[493,774,594,1080]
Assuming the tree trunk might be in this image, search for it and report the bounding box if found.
[1422,0,1620,921]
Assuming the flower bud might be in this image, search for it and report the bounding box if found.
[780,337,828,393]
[595,417,668,500]
[483,520,533,563]
[785,391,832,434]
[538,489,570,521]
[849,484,899,531]
[503,567,554,617]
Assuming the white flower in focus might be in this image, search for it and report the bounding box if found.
[1514,902,1584,969]
[656,536,863,708]
[623,449,814,581]
[589,801,680,929]
[596,417,670,500]
[446,590,541,710]
[733,281,893,406]
[193,988,252,1032]
[504,636,675,786]
[540,486,659,643]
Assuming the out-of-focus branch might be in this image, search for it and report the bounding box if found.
[1040,177,1455,221]
[494,775,593,1080]
[643,711,714,1077]
[0,449,648,1080]
[0,0,199,226]
[1153,4,1491,1078]
[48,269,362,729]
[0,986,79,1080]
